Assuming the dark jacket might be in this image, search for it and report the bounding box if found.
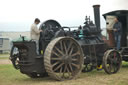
[113,22,122,35]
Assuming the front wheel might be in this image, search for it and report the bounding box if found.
[103,49,122,74]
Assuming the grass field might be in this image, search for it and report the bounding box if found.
[0,54,9,59]
[0,57,9,59]
[0,62,128,85]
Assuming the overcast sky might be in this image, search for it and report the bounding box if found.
[0,0,128,31]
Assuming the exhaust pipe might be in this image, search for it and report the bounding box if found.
[93,5,101,30]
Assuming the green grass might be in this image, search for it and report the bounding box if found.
[0,53,9,59]
[0,62,128,85]
[0,57,9,59]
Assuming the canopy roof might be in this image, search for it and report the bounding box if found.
[103,10,128,19]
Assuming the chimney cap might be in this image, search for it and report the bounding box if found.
[93,5,100,8]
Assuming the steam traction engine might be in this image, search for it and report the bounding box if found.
[10,5,122,81]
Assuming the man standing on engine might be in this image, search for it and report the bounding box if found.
[30,18,42,55]
[113,17,122,50]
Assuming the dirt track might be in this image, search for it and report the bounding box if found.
[0,59,11,64]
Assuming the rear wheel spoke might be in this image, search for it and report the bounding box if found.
[52,51,61,57]
[71,63,79,69]
[60,67,62,74]
[67,41,73,52]
[64,64,67,73]
[69,47,74,55]
[71,52,80,57]
[53,63,64,71]
[63,41,67,54]
[59,41,63,51]
[69,63,73,72]
[51,57,62,60]
[67,66,71,77]
[72,58,78,61]
[54,46,64,56]
[52,61,60,67]
[62,64,67,78]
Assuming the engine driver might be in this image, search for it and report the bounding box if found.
[30,18,42,55]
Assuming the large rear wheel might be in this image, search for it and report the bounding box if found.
[44,37,84,80]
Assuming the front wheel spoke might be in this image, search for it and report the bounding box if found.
[54,46,64,56]
[111,59,114,64]
[116,57,121,63]
[113,65,117,72]
[108,57,113,64]
[52,61,60,67]
[111,64,115,72]
[71,63,79,69]
[109,64,113,72]
[114,52,116,58]
[116,59,121,64]
[53,63,64,71]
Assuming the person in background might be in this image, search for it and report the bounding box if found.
[30,18,42,55]
[113,17,122,50]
